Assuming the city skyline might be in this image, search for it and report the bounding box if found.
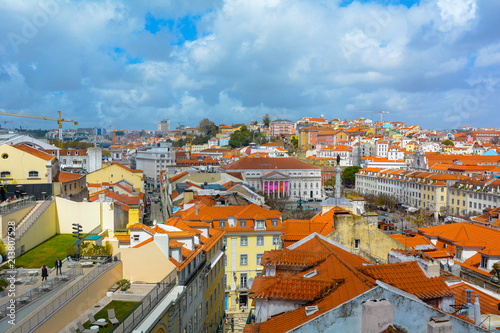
[1,0,499,130]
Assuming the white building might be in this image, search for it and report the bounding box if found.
[135,142,176,191]
[222,157,322,200]
[375,140,389,157]
[158,119,170,133]
[269,119,293,137]
[317,145,353,166]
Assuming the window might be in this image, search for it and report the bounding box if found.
[219,220,225,228]
[480,256,488,269]
[0,171,11,178]
[272,219,278,226]
[240,220,246,227]
[354,239,360,249]
[225,254,227,267]
[28,170,39,178]
[272,235,280,246]
[240,273,248,288]
[256,220,265,230]
[257,236,264,246]
[256,253,263,265]
[240,236,248,247]
[223,236,227,248]
[455,248,462,260]
[240,254,248,266]
[133,235,139,241]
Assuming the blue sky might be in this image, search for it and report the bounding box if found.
[0,0,499,131]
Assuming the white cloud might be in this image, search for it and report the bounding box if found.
[0,0,497,130]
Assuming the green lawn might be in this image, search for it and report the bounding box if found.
[15,234,75,268]
[82,301,138,331]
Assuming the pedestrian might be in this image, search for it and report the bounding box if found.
[55,257,62,275]
[41,265,48,281]
[231,317,234,333]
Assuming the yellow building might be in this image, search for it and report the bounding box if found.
[0,144,57,185]
[87,163,144,192]
[173,203,283,311]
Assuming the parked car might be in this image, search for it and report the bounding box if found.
[380,212,389,217]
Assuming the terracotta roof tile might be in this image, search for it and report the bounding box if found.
[359,261,453,300]
[222,157,319,170]
[54,171,85,182]
[251,276,342,301]
[13,144,54,161]
[449,282,500,315]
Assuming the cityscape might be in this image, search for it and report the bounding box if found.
[1,1,500,333]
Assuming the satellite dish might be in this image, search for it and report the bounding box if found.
[247,277,254,289]
[440,259,447,266]
[448,259,455,267]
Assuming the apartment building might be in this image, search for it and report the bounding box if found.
[135,142,176,191]
[173,203,283,311]
[269,119,293,137]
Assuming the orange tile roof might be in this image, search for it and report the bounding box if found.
[245,236,375,333]
[281,219,334,247]
[128,223,155,234]
[449,282,500,315]
[169,240,184,248]
[389,234,435,249]
[13,144,54,161]
[169,171,189,183]
[54,171,85,182]
[132,237,154,248]
[251,276,341,301]
[115,235,130,242]
[222,157,319,170]
[359,261,453,300]
[261,249,330,268]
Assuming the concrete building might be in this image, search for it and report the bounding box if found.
[222,157,322,200]
[42,147,102,173]
[158,119,170,133]
[269,119,293,137]
[172,203,282,311]
[135,142,176,191]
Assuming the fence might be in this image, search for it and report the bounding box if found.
[14,196,53,241]
[0,196,36,216]
[113,270,177,333]
[0,265,83,321]
[12,258,121,333]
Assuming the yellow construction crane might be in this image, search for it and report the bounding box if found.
[357,111,389,123]
[0,110,78,148]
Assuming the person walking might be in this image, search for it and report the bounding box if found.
[231,317,234,333]
[41,265,48,282]
[55,257,62,275]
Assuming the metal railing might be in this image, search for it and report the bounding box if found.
[0,265,83,321]
[0,196,36,216]
[113,270,177,333]
[15,196,53,241]
[12,258,121,333]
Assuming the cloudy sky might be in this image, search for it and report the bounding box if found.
[0,0,499,131]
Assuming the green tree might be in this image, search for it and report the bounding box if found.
[290,137,298,150]
[324,178,336,188]
[263,114,271,127]
[198,118,218,136]
[441,139,454,146]
[341,166,362,185]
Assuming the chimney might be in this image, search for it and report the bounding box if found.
[427,317,453,333]
[195,202,198,216]
[474,294,481,326]
[466,289,474,320]
[361,299,393,333]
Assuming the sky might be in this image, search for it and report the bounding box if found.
[0,0,499,131]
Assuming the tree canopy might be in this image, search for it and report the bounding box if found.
[441,139,454,146]
[198,118,218,136]
[228,126,267,148]
[341,166,362,183]
[263,114,271,127]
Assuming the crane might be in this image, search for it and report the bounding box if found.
[0,110,78,148]
[357,111,389,123]
[0,120,13,129]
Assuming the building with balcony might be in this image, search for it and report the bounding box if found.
[173,203,283,311]
[269,119,293,137]
[135,142,176,191]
